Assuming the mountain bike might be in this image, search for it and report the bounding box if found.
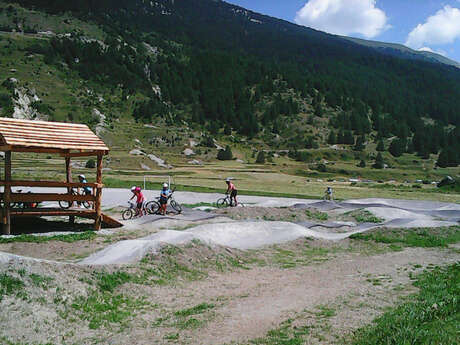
[122,200,149,220]
[59,188,91,209]
[217,194,237,208]
[145,189,182,214]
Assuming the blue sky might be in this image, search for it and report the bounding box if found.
[227,0,460,62]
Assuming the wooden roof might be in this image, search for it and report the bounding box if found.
[0,117,109,153]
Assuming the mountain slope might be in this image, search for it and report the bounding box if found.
[342,36,460,69]
[1,0,459,168]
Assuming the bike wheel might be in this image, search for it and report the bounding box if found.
[122,209,134,220]
[145,201,160,215]
[170,200,182,213]
[59,200,73,209]
[216,198,228,208]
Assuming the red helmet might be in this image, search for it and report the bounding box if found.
[135,187,141,192]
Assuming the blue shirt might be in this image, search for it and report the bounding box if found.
[161,188,171,198]
[81,179,92,193]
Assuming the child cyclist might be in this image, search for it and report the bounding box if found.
[225,178,238,206]
[129,186,145,217]
[159,183,171,215]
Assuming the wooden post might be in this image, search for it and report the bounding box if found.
[94,154,103,231]
[65,155,75,224]
[3,151,11,235]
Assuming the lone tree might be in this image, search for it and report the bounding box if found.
[256,151,266,164]
[358,159,366,168]
[389,138,406,157]
[372,152,384,169]
[217,145,233,160]
[376,139,385,152]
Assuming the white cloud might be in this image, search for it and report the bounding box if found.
[418,46,447,56]
[405,6,460,49]
[294,0,388,38]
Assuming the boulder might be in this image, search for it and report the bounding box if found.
[183,148,195,156]
[188,159,203,165]
[148,154,173,169]
[129,149,145,156]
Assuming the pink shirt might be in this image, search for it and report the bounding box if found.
[136,192,145,203]
[228,182,236,191]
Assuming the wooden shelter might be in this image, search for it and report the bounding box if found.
[0,117,122,235]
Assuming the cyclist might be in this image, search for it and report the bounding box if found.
[77,174,92,207]
[159,183,171,215]
[129,186,145,217]
[225,178,238,207]
[324,186,333,201]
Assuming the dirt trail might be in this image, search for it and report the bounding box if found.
[170,247,458,344]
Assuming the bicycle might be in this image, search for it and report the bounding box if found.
[216,194,241,208]
[0,190,40,209]
[122,200,149,220]
[145,189,182,215]
[59,188,92,209]
[323,192,333,201]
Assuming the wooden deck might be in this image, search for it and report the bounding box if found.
[1,208,123,229]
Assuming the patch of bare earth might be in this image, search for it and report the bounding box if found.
[1,236,459,345]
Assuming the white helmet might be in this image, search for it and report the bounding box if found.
[163,183,169,188]
[78,174,85,179]
[226,178,231,182]
[131,186,137,192]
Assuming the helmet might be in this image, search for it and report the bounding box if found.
[135,187,141,192]
[226,178,231,182]
[78,174,85,179]
[163,183,169,188]
[131,186,137,192]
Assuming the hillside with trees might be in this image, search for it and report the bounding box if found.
[0,0,459,167]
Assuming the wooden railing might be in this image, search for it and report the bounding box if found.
[0,193,96,203]
[0,180,103,188]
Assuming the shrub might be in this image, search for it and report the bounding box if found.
[85,159,96,168]
[217,145,233,161]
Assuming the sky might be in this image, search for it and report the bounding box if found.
[226,0,460,63]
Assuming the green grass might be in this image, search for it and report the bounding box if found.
[102,177,319,200]
[350,226,460,248]
[305,209,329,221]
[182,202,215,208]
[94,271,133,293]
[29,273,53,289]
[70,290,149,330]
[245,318,310,345]
[174,303,215,317]
[0,231,97,244]
[345,209,384,223]
[0,273,25,301]
[155,302,216,331]
[349,263,460,345]
[271,245,332,269]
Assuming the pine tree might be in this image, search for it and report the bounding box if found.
[376,139,385,152]
[314,103,323,118]
[354,135,365,151]
[344,130,354,145]
[358,159,366,168]
[437,149,449,168]
[373,152,384,169]
[217,145,233,160]
[327,131,336,145]
[389,138,406,157]
[256,151,266,164]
